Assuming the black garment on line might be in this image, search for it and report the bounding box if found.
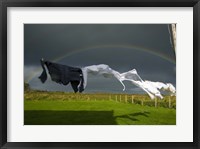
[38,59,84,93]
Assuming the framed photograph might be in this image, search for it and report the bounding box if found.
[0,0,199,148]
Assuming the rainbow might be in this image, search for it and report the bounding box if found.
[25,44,175,83]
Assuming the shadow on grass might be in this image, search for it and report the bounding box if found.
[24,110,117,125]
[115,112,150,122]
[24,110,151,125]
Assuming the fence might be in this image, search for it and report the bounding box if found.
[25,91,176,109]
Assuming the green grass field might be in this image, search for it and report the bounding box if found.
[24,91,176,125]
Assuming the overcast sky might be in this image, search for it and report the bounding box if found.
[24,24,176,94]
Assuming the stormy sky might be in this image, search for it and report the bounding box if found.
[24,24,176,94]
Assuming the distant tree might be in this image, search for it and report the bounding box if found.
[24,82,30,92]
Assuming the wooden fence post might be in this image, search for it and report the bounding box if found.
[115,95,117,102]
[155,98,157,108]
[169,96,171,108]
[120,95,121,102]
[131,95,134,104]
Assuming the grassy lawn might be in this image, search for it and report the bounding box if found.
[24,99,176,125]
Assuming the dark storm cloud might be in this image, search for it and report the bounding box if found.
[24,24,175,65]
[24,24,176,93]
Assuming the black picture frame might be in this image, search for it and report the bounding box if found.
[0,0,199,148]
